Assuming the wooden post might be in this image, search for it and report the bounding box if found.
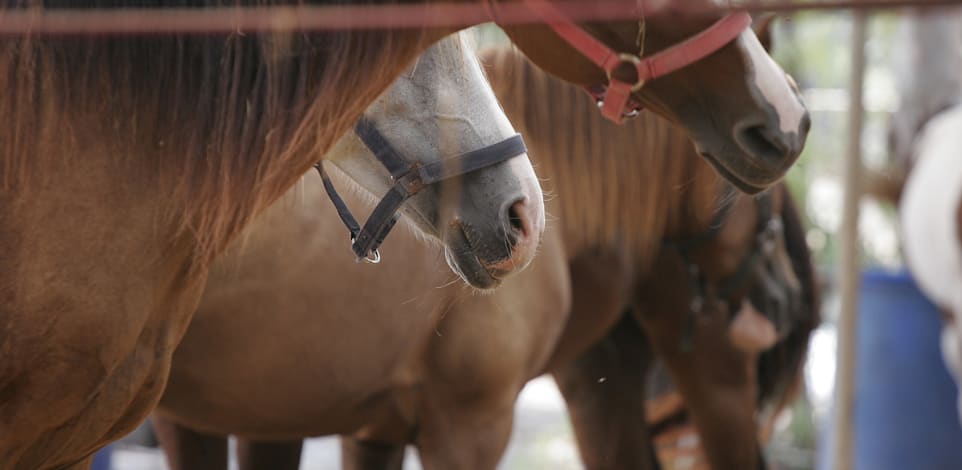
[832,10,868,470]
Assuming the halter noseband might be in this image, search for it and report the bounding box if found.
[486,0,752,124]
[316,118,527,263]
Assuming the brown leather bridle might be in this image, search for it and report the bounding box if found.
[485,0,753,123]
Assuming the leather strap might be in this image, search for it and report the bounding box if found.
[635,12,752,84]
[420,135,528,184]
[316,163,363,238]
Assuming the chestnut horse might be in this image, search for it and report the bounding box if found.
[0,25,548,469]
[0,1,808,467]
[151,45,814,470]
[491,46,815,470]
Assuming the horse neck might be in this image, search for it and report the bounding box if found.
[533,113,725,267]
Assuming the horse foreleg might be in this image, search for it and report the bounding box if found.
[151,415,228,470]
[633,307,764,470]
[552,314,660,470]
[341,437,406,470]
[413,390,515,470]
[236,438,303,470]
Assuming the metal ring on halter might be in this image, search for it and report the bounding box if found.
[595,99,641,118]
[352,237,381,264]
[605,53,647,92]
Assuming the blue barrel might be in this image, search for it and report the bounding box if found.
[819,269,962,469]
[90,444,112,470]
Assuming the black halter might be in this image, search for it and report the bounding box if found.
[663,188,801,351]
[315,117,528,263]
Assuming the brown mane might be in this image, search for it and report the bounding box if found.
[0,0,433,266]
[480,46,725,266]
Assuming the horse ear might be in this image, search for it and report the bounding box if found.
[752,13,777,53]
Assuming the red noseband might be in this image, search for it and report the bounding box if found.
[488,0,752,124]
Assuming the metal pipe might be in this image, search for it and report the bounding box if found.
[832,9,867,470]
[0,0,960,36]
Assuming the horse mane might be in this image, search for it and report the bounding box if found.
[0,0,431,266]
[756,184,819,409]
[479,46,724,265]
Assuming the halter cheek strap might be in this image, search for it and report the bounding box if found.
[489,0,752,124]
[317,118,527,263]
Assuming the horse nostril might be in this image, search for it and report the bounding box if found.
[508,203,524,235]
[502,198,531,248]
[481,196,542,276]
[737,125,790,162]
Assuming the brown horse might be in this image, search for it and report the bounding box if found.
[0,25,547,469]
[552,179,817,470]
[150,44,814,470]
[487,45,816,470]
[0,1,808,466]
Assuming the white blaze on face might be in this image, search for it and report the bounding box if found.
[737,31,807,135]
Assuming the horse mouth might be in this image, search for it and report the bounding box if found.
[442,222,503,290]
[699,151,768,195]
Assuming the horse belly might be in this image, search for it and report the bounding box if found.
[157,236,448,439]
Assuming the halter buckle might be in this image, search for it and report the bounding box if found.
[395,170,426,196]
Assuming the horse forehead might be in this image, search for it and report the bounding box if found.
[418,35,470,74]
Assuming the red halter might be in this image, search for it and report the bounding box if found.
[488,1,752,124]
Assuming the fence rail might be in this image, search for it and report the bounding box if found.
[1,0,961,36]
